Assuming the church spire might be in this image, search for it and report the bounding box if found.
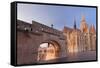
[81,14,86,23]
[80,15,88,33]
[74,17,76,29]
[90,24,96,33]
[82,14,85,21]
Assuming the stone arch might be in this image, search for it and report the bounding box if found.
[37,39,61,61]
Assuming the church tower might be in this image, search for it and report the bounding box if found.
[80,15,88,33]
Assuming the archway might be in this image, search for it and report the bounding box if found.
[37,41,60,61]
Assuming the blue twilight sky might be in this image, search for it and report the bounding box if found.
[17,3,96,30]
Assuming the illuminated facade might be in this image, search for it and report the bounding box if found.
[17,16,96,64]
[63,16,96,53]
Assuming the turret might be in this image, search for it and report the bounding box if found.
[89,24,96,34]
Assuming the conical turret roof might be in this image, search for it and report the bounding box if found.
[90,24,96,33]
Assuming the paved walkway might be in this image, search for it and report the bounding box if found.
[36,51,96,64]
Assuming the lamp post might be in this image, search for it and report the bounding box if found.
[51,24,53,28]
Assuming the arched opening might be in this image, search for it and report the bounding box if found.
[37,41,60,61]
